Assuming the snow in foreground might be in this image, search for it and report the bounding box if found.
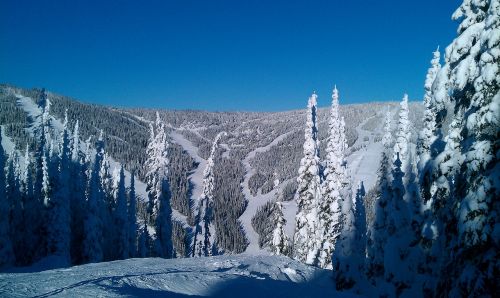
[0,254,359,298]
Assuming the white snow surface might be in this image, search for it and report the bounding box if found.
[0,127,17,157]
[0,254,359,298]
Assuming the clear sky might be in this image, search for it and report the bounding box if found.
[1,0,460,111]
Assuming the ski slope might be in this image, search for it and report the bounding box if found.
[0,254,359,298]
[346,109,393,192]
[239,131,293,254]
[170,130,208,213]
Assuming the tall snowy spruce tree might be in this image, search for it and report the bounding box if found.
[382,109,393,149]
[393,94,411,172]
[82,131,106,263]
[417,48,441,174]
[332,181,367,291]
[271,200,290,256]
[419,55,453,297]
[0,129,15,268]
[317,86,349,269]
[424,0,500,295]
[193,131,226,257]
[6,152,24,264]
[45,111,71,263]
[128,172,138,258]
[69,120,86,264]
[414,49,443,295]
[99,152,115,261]
[21,144,40,264]
[31,91,52,261]
[293,92,322,264]
[145,112,173,258]
[113,165,129,260]
[34,90,50,204]
[384,153,415,296]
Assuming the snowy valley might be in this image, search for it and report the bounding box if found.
[0,0,499,297]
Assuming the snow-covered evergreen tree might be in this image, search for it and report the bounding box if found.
[317,86,348,269]
[193,131,226,257]
[45,111,71,263]
[82,132,105,263]
[35,110,52,262]
[383,153,415,296]
[71,120,79,162]
[113,165,129,260]
[99,151,115,261]
[41,129,51,208]
[6,152,25,264]
[382,110,393,149]
[293,92,322,264]
[418,60,453,297]
[68,120,86,264]
[21,145,41,264]
[393,94,411,172]
[137,224,150,258]
[271,200,290,256]
[430,1,500,295]
[406,150,423,252]
[128,172,138,258]
[332,181,367,291]
[21,144,33,196]
[417,48,441,174]
[100,153,113,206]
[145,112,173,258]
[0,129,15,268]
[354,182,367,247]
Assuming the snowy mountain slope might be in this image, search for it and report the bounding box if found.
[12,93,151,202]
[167,102,405,253]
[0,85,423,255]
[0,255,359,298]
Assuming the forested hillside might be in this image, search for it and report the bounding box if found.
[0,83,423,262]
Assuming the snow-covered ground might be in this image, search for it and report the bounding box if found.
[0,126,18,157]
[0,255,359,298]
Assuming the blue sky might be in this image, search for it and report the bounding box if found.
[0,0,460,111]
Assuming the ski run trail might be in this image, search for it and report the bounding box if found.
[345,108,397,193]
[239,131,293,254]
